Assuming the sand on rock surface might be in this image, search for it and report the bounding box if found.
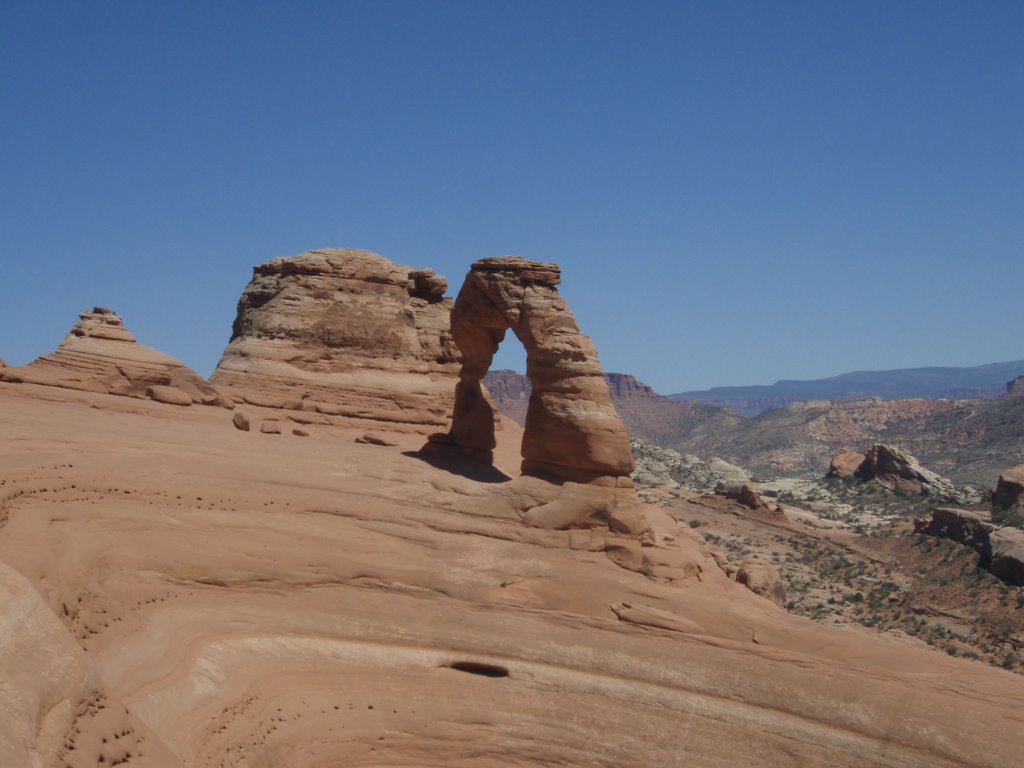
[1,380,1023,767]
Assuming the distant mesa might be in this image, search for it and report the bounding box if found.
[211,248,461,430]
[672,360,1024,416]
[0,307,227,407]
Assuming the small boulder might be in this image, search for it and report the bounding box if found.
[147,385,192,407]
[914,508,993,558]
[260,421,281,435]
[992,465,1024,511]
[291,428,309,437]
[732,558,787,608]
[828,448,866,479]
[232,412,251,432]
[715,484,783,517]
[990,528,1024,586]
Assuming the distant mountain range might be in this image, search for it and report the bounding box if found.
[670,360,1024,416]
[483,370,743,446]
[485,367,1024,485]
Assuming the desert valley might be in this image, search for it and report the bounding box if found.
[1,248,1022,767]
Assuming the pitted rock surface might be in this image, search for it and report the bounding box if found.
[211,248,461,429]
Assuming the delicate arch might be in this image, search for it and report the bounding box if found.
[447,257,633,480]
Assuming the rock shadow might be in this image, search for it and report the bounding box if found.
[402,450,512,484]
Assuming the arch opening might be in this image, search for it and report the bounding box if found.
[442,256,634,482]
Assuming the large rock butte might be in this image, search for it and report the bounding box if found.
[0,307,227,407]
[211,248,460,430]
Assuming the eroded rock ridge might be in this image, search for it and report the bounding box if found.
[0,307,226,407]
[212,248,461,429]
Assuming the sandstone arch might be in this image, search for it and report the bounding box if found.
[445,256,634,481]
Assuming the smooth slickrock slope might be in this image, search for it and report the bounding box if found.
[211,248,460,431]
[2,380,1023,767]
[0,307,227,407]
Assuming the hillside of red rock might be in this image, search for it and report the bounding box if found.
[1,250,1022,767]
[6,378,1024,767]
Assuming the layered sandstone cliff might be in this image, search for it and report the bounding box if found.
[0,307,227,407]
[211,248,461,430]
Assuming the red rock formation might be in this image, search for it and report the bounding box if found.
[424,256,655,540]
[715,483,785,518]
[827,448,866,479]
[990,528,1024,585]
[992,464,1024,511]
[211,248,461,430]
[0,307,227,407]
[853,444,962,500]
[915,506,1024,586]
[731,558,788,608]
[5,384,1024,766]
[443,256,632,479]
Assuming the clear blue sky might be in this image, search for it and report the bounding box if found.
[2,1,1022,393]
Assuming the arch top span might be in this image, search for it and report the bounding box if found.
[445,256,634,481]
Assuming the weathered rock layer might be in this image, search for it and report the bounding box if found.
[211,248,461,429]
[0,307,226,407]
